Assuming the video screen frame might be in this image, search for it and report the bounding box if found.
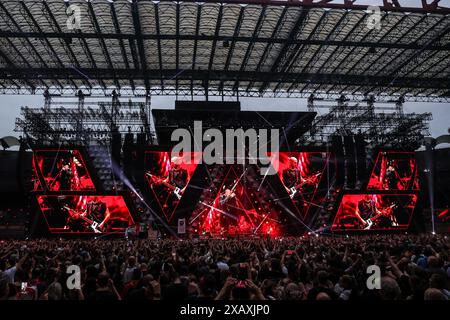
[36,194,135,234]
[268,151,330,217]
[144,151,201,222]
[367,150,420,191]
[32,148,97,192]
[331,193,418,232]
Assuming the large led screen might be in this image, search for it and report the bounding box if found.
[32,149,95,192]
[367,152,419,191]
[269,152,328,217]
[36,195,134,234]
[144,152,200,221]
[332,194,417,231]
[188,165,285,237]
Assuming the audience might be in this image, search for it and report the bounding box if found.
[0,234,448,300]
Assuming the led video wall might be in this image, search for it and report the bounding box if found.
[32,148,135,235]
[188,165,286,237]
[330,150,420,232]
[367,151,419,191]
[332,194,417,231]
[32,149,95,192]
[270,152,329,217]
[144,152,200,221]
[30,147,421,236]
[142,151,330,236]
[36,195,134,234]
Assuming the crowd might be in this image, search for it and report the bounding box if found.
[0,234,449,301]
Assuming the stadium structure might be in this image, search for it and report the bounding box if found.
[0,0,449,239]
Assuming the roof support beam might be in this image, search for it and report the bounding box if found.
[208,4,224,70]
[21,1,78,90]
[110,2,135,91]
[206,3,224,98]
[259,7,310,93]
[233,6,267,93]
[274,10,330,92]
[287,11,349,93]
[42,1,91,90]
[246,6,288,92]
[62,1,107,90]
[148,0,450,15]
[88,1,120,90]
[191,4,202,96]
[0,2,55,90]
[3,67,448,91]
[2,32,448,51]
[324,12,390,94]
[0,1,447,101]
[219,6,245,93]
[176,2,180,94]
[132,0,151,92]
[0,46,33,90]
[356,18,450,97]
[153,2,164,90]
[337,14,413,95]
[384,24,450,81]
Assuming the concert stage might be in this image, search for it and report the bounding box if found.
[0,0,449,239]
[1,100,437,238]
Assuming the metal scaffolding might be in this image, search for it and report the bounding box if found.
[302,95,432,148]
[14,95,153,146]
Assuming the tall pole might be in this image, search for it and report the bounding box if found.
[424,141,436,234]
[76,90,85,143]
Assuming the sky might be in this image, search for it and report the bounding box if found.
[0,0,449,140]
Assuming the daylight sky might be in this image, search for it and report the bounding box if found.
[0,0,449,139]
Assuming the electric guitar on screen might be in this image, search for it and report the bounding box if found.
[146,172,183,200]
[63,206,103,233]
[288,172,321,199]
[364,203,397,230]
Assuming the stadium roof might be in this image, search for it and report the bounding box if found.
[0,0,449,101]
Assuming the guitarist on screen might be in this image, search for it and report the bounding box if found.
[64,197,111,233]
[282,157,302,197]
[165,156,188,198]
[146,156,189,201]
[282,157,321,201]
[354,195,398,230]
[282,156,318,203]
